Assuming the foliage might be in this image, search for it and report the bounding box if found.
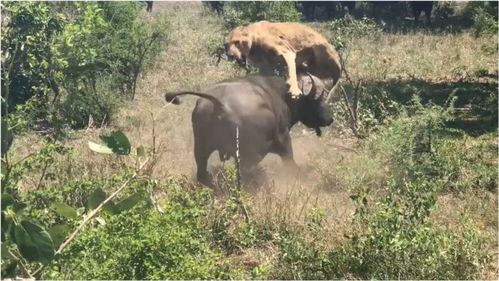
[1,130,141,278]
[330,176,490,279]
[222,1,302,29]
[364,96,497,192]
[1,1,65,112]
[45,179,234,280]
[270,100,491,279]
[324,15,383,50]
[433,1,454,21]
[1,1,168,131]
[471,6,498,36]
[1,142,66,277]
[2,141,71,196]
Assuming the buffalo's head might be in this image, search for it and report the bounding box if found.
[295,73,333,136]
[226,26,252,67]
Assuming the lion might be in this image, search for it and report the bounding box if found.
[226,21,342,98]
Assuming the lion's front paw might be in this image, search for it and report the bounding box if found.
[288,85,302,99]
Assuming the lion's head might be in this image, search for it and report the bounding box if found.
[226,26,252,66]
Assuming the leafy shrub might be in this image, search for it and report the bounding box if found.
[1,2,65,110]
[472,6,498,36]
[58,79,121,129]
[222,1,302,29]
[365,96,497,192]
[431,133,497,192]
[433,1,454,21]
[46,179,234,280]
[1,1,168,131]
[364,96,455,182]
[328,177,490,280]
[272,232,326,279]
[324,15,383,50]
[463,1,498,36]
[286,98,493,279]
[54,2,168,128]
[1,130,150,278]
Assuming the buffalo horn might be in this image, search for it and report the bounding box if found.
[305,72,317,98]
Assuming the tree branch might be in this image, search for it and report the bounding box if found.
[7,248,33,279]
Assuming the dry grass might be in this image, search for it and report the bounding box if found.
[346,33,497,81]
[9,2,498,279]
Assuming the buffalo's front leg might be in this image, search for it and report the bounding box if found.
[275,134,299,170]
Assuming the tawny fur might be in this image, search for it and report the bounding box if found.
[227,21,342,98]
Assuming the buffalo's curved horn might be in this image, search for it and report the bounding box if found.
[305,72,317,98]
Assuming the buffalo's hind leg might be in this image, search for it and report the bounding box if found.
[194,136,214,188]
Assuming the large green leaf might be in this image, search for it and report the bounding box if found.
[1,243,11,259]
[87,188,107,210]
[14,221,54,264]
[1,120,13,156]
[99,130,131,155]
[2,213,12,242]
[1,193,14,211]
[47,224,70,248]
[136,145,146,157]
[103,200,117,214]
[114,193,143,214]
[88,141,114,154]
[12,201,27,214]
[51,203,78,219]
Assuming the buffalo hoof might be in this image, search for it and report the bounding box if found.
[197,173,215,189]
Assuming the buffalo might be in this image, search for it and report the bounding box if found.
[164,74,333,187]
[204,1,224,15]
[299,1,356,20]
[409,1,434,24]
[145,1,153,13]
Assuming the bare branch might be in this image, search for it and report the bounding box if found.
[7,248,33,279]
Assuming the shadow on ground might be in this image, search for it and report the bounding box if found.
[342,77,498,137]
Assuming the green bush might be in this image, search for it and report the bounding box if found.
[463,1,498,36]
[472,6,498,36]
[1,1,168,131]
[275,98,493,279]
[364,96,453,181]
[324,15,383,50]
[58,79,121,129]
[45,178,235,280]
[1,1,65,118]
[55,2,168,128]
[327,176,490,280]
[365,96,497,192]
[222,1,302,29]
[433,1,454,21]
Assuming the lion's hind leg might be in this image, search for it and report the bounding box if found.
[310,45,342,86]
